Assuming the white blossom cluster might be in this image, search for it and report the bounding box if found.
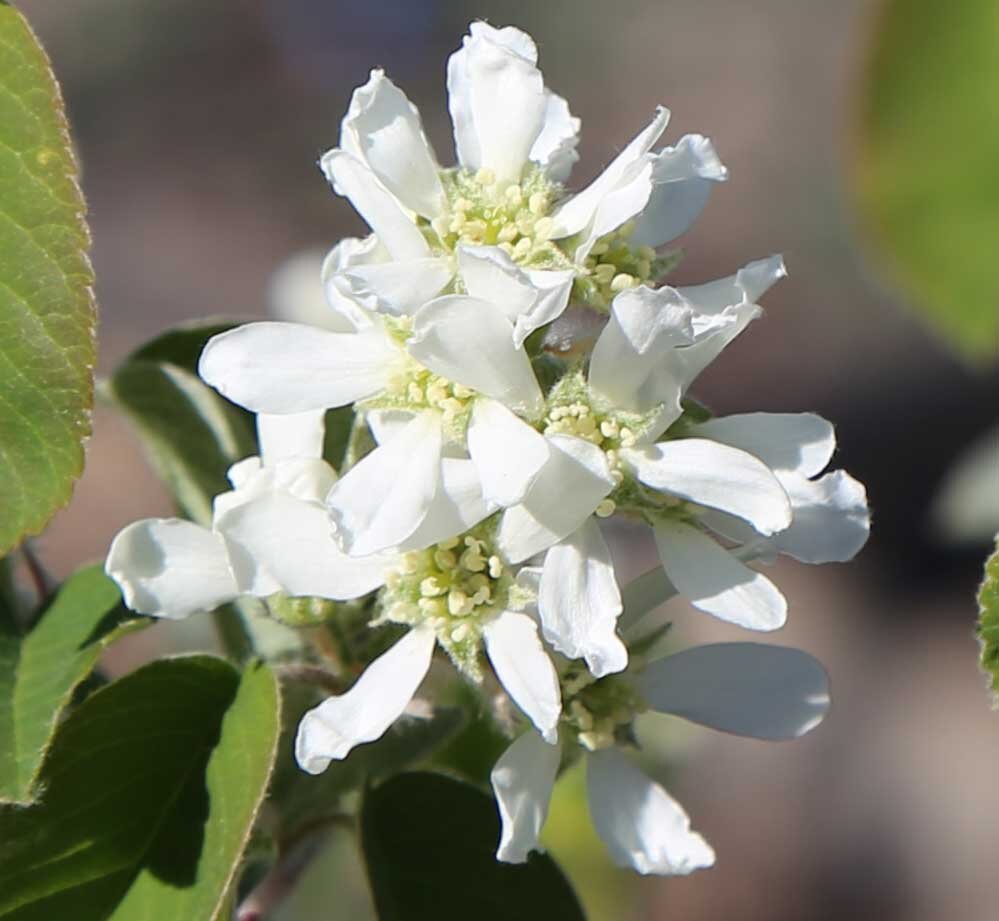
[106,22,869,875]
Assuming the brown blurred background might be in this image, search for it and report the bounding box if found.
[20,1,999,919]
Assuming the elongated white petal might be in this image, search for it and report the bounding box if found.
[692,412,835,478]
[653,520,787,630]
[638,642,830,739]
[484,610,561,743]
[295,627,435,773]
[409,296,543,416]
[217,491,388,600]
[550,107,669,240]
[468,398,550,507]
[587,749,714,875]
[258,411,325,465]
[631,135,728,247]
[498,434,615,563]
[539,519,626,677]
[327,412,442,555]
[457,245,536,322]
[396,457,494,550]
[517,269,575,346]
[330,256,454,317]
[446,22,547,182]
[106,519,237,619]
[321,236,391,331]
[340,69,444,218]
[321,149,430,261]
[622,438,792,536]
[530,90,580,182]
[491,730,561,863]
[199,321,397,414]
[775,470,871,563]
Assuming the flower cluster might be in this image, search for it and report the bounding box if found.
[107,22,869,875]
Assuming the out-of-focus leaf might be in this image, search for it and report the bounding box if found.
[0,564,144,804]
[0,656,280,920]
[362,772,585,921]
[855,0,999,362]
[977,537,999,701]
[0,6,96,552]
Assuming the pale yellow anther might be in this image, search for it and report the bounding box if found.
[460,548,486,573]
[452,383,474,399]
[420,576,447,597]
[528,191,547,215]
[498,241,516,256]
[475,167,496,186]
[618,427,636,447]
[454,197,474,212]
[408,382,425,403]
[450,622,472,643]
[431,216,450,238]
[594,263,616,284]
[505,185,523,206]
[610,468,625,485]
[471,586,491,606]
[590,241,610,257]
[638,245,657,262]
[418,597,447,617]
[595,499,616,518]
[488,556,503,578]
[533,216,554,242]
[600,419,620,438]
[400,553,420,574]
[610,273,635,292]
[636,259,652,279]
[448,589,473,617]
[449,215,466,234]
[497,223,519,243]
[434,549,458,570]
[464,219,488,241]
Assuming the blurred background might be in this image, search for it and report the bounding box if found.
[19,1,998,918]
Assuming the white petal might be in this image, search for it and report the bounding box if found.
[294,627,435,772]
[106,519,237,619]
[530,90,580,182]
[457,244,536,322]
[517,269,574,347]
[321,236,391,331]
[631,134,728,247]
[622,438,792,536]
[550,107,669,240]
[217,491,388,600]
[268,249,355,333]
[258,411,325,465]
[396,457,494,550]
[446,23,547,182]
[339,69,444,218]
[331,256,453,317]
[587,749,714,875]
[538,519,626,677]
[320,149,430,261]
[691,412,836,478]
[327,412,442,555]
[199,321,397,414]
[653,520,787,631]
[408,296,543,416]
[484,610,562,742]
[491,730,560,863]
[221,456,336,507]
[775,470,871,563]
[467,398,550,507]
[638,642,830,740]
[498,434,615,563]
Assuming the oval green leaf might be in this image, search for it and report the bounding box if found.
[854,0,999,362]
[0,6,96,552]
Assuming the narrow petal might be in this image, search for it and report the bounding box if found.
[217,491,388,600]
[550,107,669,239]
[294,627,435,772]
[491,730,561,863]
[327,412,442,555]
[106,519,237,619]
[396,457,494,550]
[484,610,562,742]
[321,235,391,331]
[409,296,543,417]
[330,256,454,317]
[199,321,397,414]
[775,470,871,563]
[691,412,835,478]
[339,69,444,218]
[468,398,550,507]
[517,269,574,347]
[587,749,714,875]
[258,411,325,465]
[446,22,547,182]
[638,642,830,740]
[538,519,626,677]
[498,434,615,563]
[631,134,728,247]
[530,90,580,182]
[622,438,792,536]
[321,149,430,261]
[457,244,536,322]
[653,520,787,630]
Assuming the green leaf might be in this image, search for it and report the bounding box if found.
[0,563,144,805]
[362,772,585,921]
[854,0,999,362]
[976,536,999,701]
[107,322,257,526]
[0,655,281,920]
[0,6,96,552]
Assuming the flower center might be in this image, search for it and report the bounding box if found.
[379,524,514,678]
[561,667,645,751]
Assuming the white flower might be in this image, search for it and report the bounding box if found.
[105,411,388,618]
[491,641,830,874]
[322,21,726,317]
